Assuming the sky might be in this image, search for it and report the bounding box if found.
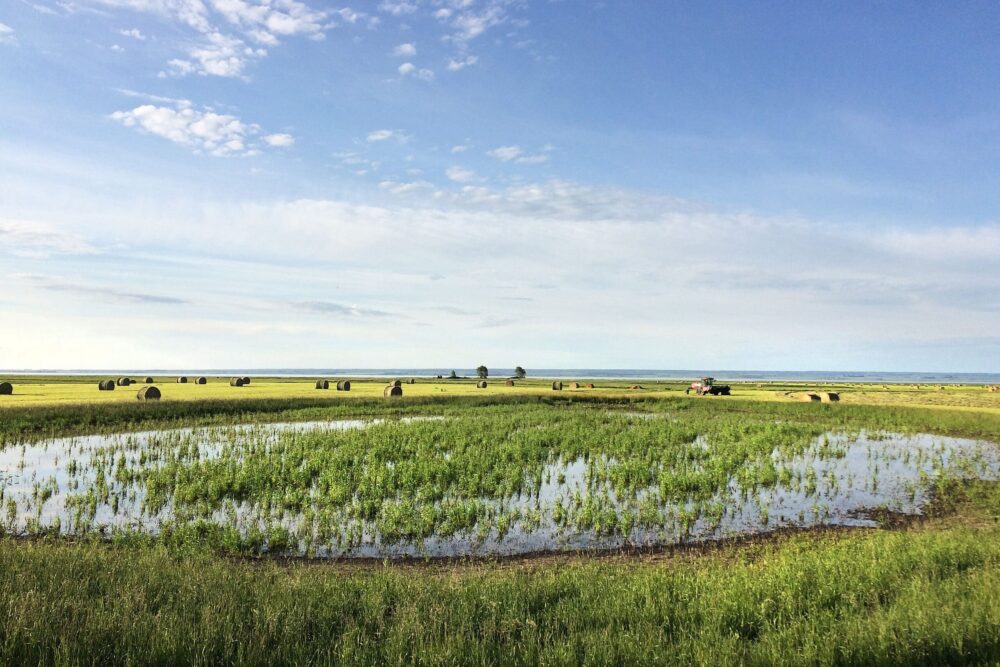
[1,1,999,371]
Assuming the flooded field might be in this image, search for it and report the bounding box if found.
[1,410,997,558]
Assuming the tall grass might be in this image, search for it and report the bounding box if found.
[0,518,997,665]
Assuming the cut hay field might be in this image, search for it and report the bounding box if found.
[0,381,998,665]
[3,374,1000,414]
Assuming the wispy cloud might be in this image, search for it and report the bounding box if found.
[19,273,189,305]
[366,128,407,142]
[92,0,349,77]
[0,220,96,257]
[293,300,395,318]
[0,22,16,45]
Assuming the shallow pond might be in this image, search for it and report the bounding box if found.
[0,417,996,558]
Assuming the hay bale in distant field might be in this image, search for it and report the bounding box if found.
[136,386,161,401]
[242,377,251,385]
[384,385,403,397]
[196,377,207,385]
[586,383,595,389]
[336,380,351,391]
[144,376,155,384]
[477,380,488,389]
[0,382,12,395]
[177,376,188,384]
[99,380,115,391]
[552,381,563,391]
[117,377,132,387]
[629,385,643,390]
[818,392,840,403]
[390,380,402,388]
[315,379,329,390]
[568,382,579,389]
[799,392,822,402]
[230,377,245,387]
[505,379,515,386]
[407,379,416,384]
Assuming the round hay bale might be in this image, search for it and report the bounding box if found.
[586,383,595,389]
[505,379,515,386]
[391,380,402,388]
[407,379,416,384]
[144,376,155,384]
[477,380,488,389]
[116,377,132,387]
[0,381,12,395]
[136,385,161,401]
[230,377,245,387]
[99,380,115,391]
[818,392,840,403]
[552,381,563,391]
[242,377,251,385]
[196,377,207,385]
[315,379,329,390]
[799,392,821,402]
[568,382,579,389]
[384,385,403,398]
[336,380,351,391]
[629,385,643,390]
[177,376,188,384]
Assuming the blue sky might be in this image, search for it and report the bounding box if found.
[1,1,998,371]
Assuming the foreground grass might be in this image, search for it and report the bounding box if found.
[1,486,997,666]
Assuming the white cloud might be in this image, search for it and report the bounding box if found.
[263,133,295,147]
[487,145,550,164]
[392,42,416,57]
[378,179,432,195]
[450,144,469,153]
[366,128,404,142]
[449,4,505,42]
[445,166,477,182]
[119,27,146,39]
[110,102,285,156]
[398,61,434,80]
[487,145,522,161]
[110,43,125,51]
[446,54,478,71]
[0,22,16,45]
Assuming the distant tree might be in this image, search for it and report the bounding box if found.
[449,370,458,379]
[477,365,488,379]
[515,366,526,379]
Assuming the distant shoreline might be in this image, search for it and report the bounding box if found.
[2,369,999,384]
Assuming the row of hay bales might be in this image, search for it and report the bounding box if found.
[315,380,352,391]
[550,381,598,391]
[102,377,208,390]
[229,376,252,387]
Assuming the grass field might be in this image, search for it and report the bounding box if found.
[0,377,998,665]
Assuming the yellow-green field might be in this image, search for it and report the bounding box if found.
[2,374,1000,413]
